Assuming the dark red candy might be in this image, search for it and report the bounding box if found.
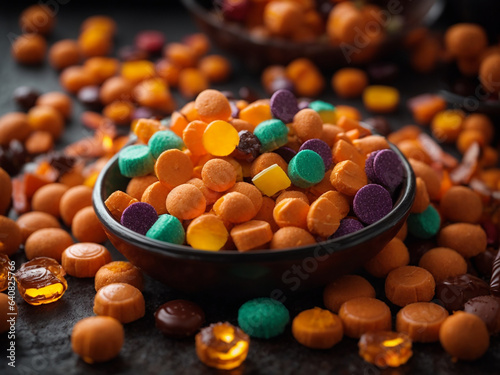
[231,130,261,162]
[13,86,40,110]
[135,30,165,55]
[221,0,250,22]
[435,273,490,311]
[155,299,205,338]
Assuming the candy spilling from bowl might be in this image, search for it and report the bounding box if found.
[101,88,411,253]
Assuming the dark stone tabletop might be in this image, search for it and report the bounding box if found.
[0,1,499,374]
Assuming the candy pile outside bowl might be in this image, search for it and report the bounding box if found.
[180,0,437,70]
[93,141,415,296]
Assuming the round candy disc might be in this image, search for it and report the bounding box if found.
[330,218,364,239]
[353,184,393,225]
[299,139,332,171]
[270,89,299,124]
[373,149,404,191]
[121,202,158,235]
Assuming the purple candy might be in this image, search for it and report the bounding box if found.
[353,184,393,225]
[121,202,158,235]
[229,100,240,118]
[270,89,299,124]
[365,150,380,182]
[273,146,297,163]
[297,99,310,110]
[299,139,332,171]
[373,149,404,191]
[330,218,364,239]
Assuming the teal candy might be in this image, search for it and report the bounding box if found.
[288,150,325,188]
[309,100,335,112]
[118,145,155,178]
[407,205,441,239]
[146,214,185,245]
[148,130,184,159]
[253,119,289,152]
[238,298,290,339]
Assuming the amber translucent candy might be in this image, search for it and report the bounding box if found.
[195,322,250,370]
[358,331,412,368]
[14,257,67,305]
[0,254,11,292]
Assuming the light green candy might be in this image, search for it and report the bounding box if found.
[118,145,155,178]
[148,130,184,159]
[146,214,185,245]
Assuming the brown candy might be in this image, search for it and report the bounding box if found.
[464,295,500,334]
[155,299,205,338]
[435,273,490,311]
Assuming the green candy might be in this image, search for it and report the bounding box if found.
[309,100,335,112]
[253,119,289,152]
[118,145,155,178]
[148,130,184,159]
[288,150,325,188]
[238,298,290,339]
[146,214,185,245]
[407,205,441,239]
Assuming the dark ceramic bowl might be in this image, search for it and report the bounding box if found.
[93,144,415,296]
[181,0,436,70]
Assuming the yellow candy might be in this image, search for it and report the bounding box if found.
[363,85,400,113]
[252,164,291,197]
[186,215,228,251]
[120,60,155,83]
[202,120,239,156]
[431,109,465,143]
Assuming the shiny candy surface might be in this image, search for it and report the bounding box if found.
[14,257,67,305]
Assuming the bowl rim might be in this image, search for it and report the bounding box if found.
[93,139,416,263]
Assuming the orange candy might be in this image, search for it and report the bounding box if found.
[62,243,112,278]
[292,307,344,349]
[166,184,207,220]
[155,149,194,190]
[201,158,237,192]
[230,220,273,251]
[273,198,309,229]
